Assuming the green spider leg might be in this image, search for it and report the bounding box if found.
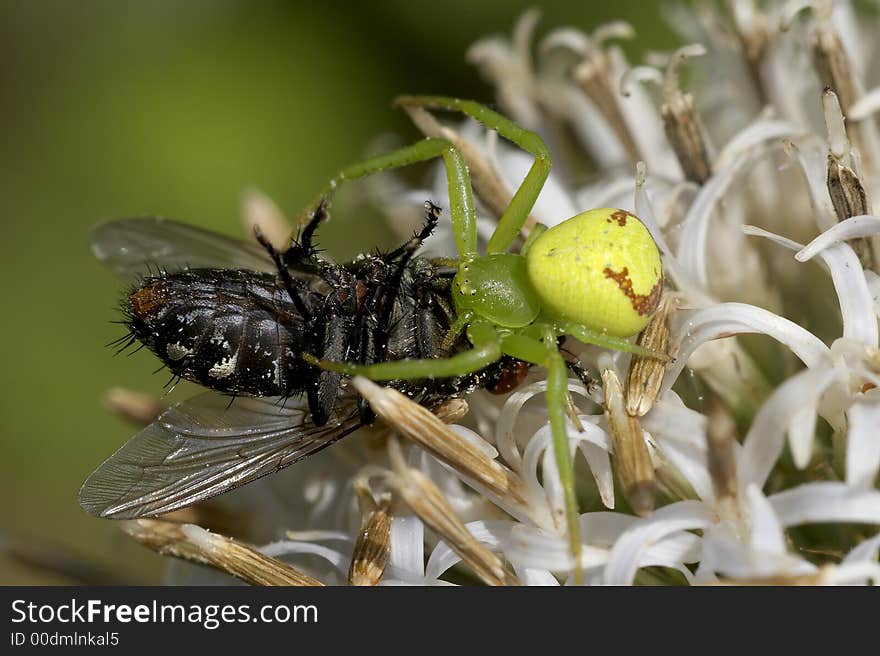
[314,318,586,582]
[395,96,551,255]
[298,137,479,259]
[556,321,670,362]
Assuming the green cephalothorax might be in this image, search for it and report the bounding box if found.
[303,95,667,584]
[453,253,541,328]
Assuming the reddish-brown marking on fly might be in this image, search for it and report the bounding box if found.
[354,280,369,312]
[602,267,662,315]
[130,282,166,317]
[487,360,530,395]
[606,209,632,227]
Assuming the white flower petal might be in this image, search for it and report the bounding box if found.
[700,527,816,580]
[540,430,566,525]
[575,173,638,213]
[651,431,714,503]
[677,147,775,288]
[581,511,638,544]
[578,440,615,509]
[746,484,786,554]
[770,482,880,527]
[846,397,880,489]
[549,84,630,169]
[787,402,820,469]
[745,226,878,348]
[864,270,880,317]
[281,530,352,543]
[842,531,880,566]
[796,215,880,262]
[850,86,880,121]
[619,65,663,97]
[514,567,560,586]
[259,540,349,574]
[495,379,596,471]
[610,48,682,178]
[523,414,611,518]
[505,513,699,578]
[713,118,803,171]
[641,396,708,450]
[539,27,591,56]
[783,137,838,231]
[603,500,713,585]
[424,520,509,581]
[664,302,830,394]
[504,523,610,571]
[739,367,837,487]
[822,562,880,585]
[389,515,424,577]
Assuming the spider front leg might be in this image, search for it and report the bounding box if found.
[297,137,478,259]
[394,96,552,254]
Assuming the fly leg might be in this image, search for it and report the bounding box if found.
[284,198,328,270]
[253,227,313,320]
[357,202,445,424]
[297,137,478,259]
[386,201,442,262]
[307,312,350,427]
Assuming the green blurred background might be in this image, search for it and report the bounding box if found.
[0,0,674,584]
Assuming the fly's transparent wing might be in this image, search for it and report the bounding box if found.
[89,217,277,280]
[78,392,364,519]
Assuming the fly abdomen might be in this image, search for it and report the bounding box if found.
[126,269,309,397]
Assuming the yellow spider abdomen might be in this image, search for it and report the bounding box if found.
[525,208,662,337]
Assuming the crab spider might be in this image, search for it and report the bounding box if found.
[306,96,665,581]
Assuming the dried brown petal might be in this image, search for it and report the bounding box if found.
[823,88,876,268]
[659,45,712,184]
[661,94,712,184]
[626,295,672,417]
[814,27,876,181]
[121,519,322,586]
[351,377,539,523]
[348,481,392,586]
[386,437,519,586]
[603,369,655,516]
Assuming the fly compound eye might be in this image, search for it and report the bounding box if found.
[525,207,663,337]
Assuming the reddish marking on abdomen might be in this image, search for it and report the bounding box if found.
[130,282,166,317]
[487,360,530,395]
[606,209,632,227]
[602,266,662,315]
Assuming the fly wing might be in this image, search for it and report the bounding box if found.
[89,217,278,279]
[78,392,363,519]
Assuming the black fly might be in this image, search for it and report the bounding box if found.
[79,202,524,519]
